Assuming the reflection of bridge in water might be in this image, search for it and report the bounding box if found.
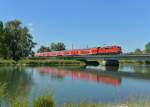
[37,67,122,87]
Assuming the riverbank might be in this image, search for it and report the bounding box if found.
[0,59,85,67]
[9,95,150,107]
[119,60,146,64]
[0,59,149,66]
[19,59,85,66]
[0,59,16,65]
[64,102,149,107]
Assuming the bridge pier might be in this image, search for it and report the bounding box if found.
[101,60,119,66]
[145,60,150,65]
[79,59,119,66]
[78,59,99,66]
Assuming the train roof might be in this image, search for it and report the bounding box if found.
[35,45,121,54]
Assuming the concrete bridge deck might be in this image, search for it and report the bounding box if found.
[67,54,150,60]
[65,54,150,66]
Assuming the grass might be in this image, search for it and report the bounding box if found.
[18,59,85,66]
[10,97,29,107]
[0,91,150,107]
[63,102,150,107]
[0,59,85,67]
[0,83,6,98]
[0,58,149,66]
[33,95,55,107]
[9,95,55,107]
[8,100,150,107]
[63,102,108,107]
[119,60,145,64]
[0,59,16,65]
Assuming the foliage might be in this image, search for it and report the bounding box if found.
[18,59,85,66]
[0,59,16,65]
[10,97,28,107]
[119,60,145,64]
[33,95,55,107]
[37,42,66,53]
[145,42,150,53]
[37,46,51,52]
[134,48,143,54]
[63,102,108,107]
[0,21,6,58]
[0,20,36,61]
[0,83,6,98]
[50,42,66,51]
[63,103,150,107]
[0,83,6,107]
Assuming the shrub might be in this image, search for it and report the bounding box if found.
[33,95,55,107]
[63,102,108,107]
[0,83,6,97]
[10,97,28,107]
[0,60,16,65]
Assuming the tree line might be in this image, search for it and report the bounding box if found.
[131,42,150,54]
[37,42,66,52]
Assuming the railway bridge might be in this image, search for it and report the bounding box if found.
[66,54,150,66]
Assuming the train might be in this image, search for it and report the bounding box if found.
[34,45,122,57]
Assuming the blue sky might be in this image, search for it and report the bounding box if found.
[0,0,150,52]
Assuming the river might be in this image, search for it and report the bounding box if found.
[0,64,150,106]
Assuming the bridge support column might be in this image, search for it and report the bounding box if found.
[101,60,119,66]
[145,60,150,65]
[79,59,99,66]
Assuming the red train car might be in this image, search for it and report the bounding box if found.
[34,45,122,57]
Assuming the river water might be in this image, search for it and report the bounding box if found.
[0,64,150,106]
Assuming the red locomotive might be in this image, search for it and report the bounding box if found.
[34,45,122,57]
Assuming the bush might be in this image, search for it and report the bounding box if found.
[0,59,16,65]
[10,97,28,107]
[63,102,108,107]
[0,83,6,97]
[19,59,85,66]
[33,95,55,107]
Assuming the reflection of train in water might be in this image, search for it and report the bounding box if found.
[34,45,122,57]
[37,67,121,86]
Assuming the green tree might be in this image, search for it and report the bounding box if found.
[50,42,66,51]
[50,43,57,51]
[1,20,36,60]
[37,46,51,52]
[0,21,3,37]
[134,48,143,54]
[0,21,4,56]
[145,42,150,53]
[0,21,8,58]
